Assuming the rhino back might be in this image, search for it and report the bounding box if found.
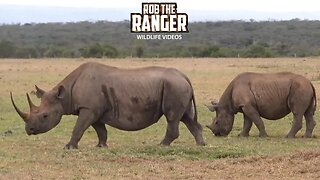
[233,72,310,120]
[69,64,191,131]
[104,69,165,129]
[248,73,294,119]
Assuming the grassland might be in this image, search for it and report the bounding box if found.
[1,58,320,179]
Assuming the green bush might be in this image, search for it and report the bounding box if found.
[243,44,275,58]
[135,46,144,58]
[14,47,38,58]
[0,40,15,58]
[80,43,118,58]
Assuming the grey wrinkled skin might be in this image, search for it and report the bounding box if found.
[11,62,205,149]
[206,72,316,138]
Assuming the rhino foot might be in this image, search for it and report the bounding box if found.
[197,142,206,146]
[159,142,171,146]
[285,134,295,138]
[238,132,249,137]
[302,134,314,138]
[259,133,268,137]
[64,143,78,149]
[96,143,108,148]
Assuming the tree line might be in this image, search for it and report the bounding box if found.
[0,19,319,58]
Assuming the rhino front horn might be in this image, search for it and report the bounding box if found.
[206,124,214,131]
[10,92,28,122]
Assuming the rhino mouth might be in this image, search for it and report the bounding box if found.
[26,128,40,135]
[207,125,228,137]
[214,129,228,137]
[214,132,227,137]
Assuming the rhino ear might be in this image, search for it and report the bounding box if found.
[211,99,219,106]
[205,104,218,112]
[56,85,66,99]
[205,100,219,112]
[35,85,45,98]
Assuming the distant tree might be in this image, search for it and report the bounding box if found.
[243,44,274,58]
[0,40,15,58]
[188,46,203,57]
[242,22,257,31]
[219,47,238,57]
[15,47,38,58]
[88,43,104,58]
[272,43,290,56]
[103,44,118,58]
[80,43,118,58]
[202,45,221,57]
[132,39,146,58]
[317,49,320,56]
[0,20,320,58]
[44,46,65,57]
[136,46,144,58]
[62,49,77,58]
[239,38,254,47]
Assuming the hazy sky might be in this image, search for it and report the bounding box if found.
[0,0,320,23]
[1,0,320,11]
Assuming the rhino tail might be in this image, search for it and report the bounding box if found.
[311,83,317,115]
[192,90,198,122]
[182,74,198,123]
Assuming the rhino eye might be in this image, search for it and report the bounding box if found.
[43,114,48,119]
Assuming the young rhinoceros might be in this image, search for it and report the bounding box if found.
[11,62,205,149]
[206,72,316,138]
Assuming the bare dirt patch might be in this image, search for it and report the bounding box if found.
[11,150,314,180]
[216,151,320,179]
[100,150,320,179]
[52,150,320,180]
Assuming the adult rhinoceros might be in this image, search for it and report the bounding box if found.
[11,62,205,149]
[206,72,316,138]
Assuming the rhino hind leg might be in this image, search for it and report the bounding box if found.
[304,112,316,138]
[238,114,253,137]
[181,113,206,146]
[160,119,180,146]
[286,113,303,138]
[302,97,316,138]
[92,121,108,147]
[242,105,268,137]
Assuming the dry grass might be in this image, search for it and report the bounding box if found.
[1,57,320,179]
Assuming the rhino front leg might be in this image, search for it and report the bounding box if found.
[238,114,253,137]
[65,109,96,149]
[242,105,268,137]
[92,121,108,147]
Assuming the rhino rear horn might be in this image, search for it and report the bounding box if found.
[35,85,45,98]
[26,93,38,111]
[10,92,28,122]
